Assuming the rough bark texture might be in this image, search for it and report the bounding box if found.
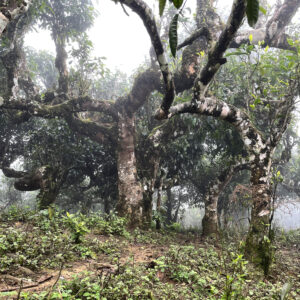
[53,32,69,94]
[156,0,247,119]
[115,111,143,228]
[12,166,68,210]
[194,0,246,93]
[202,174,231,236]
[13,169,43,191]
[231,0,300,50]
[169,94,289,266]
[0,12,9,36]
[142,188,153,228]
[156,184,162,230]
[245,150,274,274]
[36,166,68,210]
[138,136,161,229]
[0,0,31,37]
[202,161,249,237]
[202,192,219,236]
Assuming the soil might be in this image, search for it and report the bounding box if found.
[0,239,168,297]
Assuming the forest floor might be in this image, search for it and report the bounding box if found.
[0,208,299,299]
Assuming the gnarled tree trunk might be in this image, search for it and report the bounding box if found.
[14,166,67,210]
[202,161,249,237]
[202,186,220,237]
[245,150,273,274]
[116,111,143,228]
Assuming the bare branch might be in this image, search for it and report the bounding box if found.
[118,0,175,114]
[168,96,265,154]
[116,69,161,116]
[2,167,27,178]
[65,114,117,145]
[0,95,117,119]
[177,27,211,50]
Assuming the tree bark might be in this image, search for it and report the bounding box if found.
[245,151,273,274]
[202,186,220,237]
[202,161,249,237]
[156,185,162,230]
[13,166,67,210]
[0,1,31,37]
[142,186,153,229]
[172,196,181,223]
[115,111,143,228]
[104,196,111,215]
[53,32,68,94]
[37,184,60,210]
[166,187,173,225]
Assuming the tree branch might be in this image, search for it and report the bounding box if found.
[231,0,300,51]
[118,0,175,114]
[1,167,27,178]
[0,95,118,119]
[266,0,300,44]
[116,69,161,116]
[193,0,247,95]
[64,114,117,145]
[177,27,211,50]
[155,0,247,120]
[168,96,265,154]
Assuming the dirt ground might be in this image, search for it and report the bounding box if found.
[0,240,168,297]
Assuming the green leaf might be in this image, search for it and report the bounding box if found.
[259,6,267,15]
[249,34,253,43]
[287,38,294,46]
[254,97,261,105]
[169,14,179,58]
[246,44,254,52]
[246,0,259,28]
[159,0,167,16]
[172,0,184,9]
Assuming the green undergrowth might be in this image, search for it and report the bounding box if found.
[275,228,300,248]
[0,206,299,299]
[0,206,129,273]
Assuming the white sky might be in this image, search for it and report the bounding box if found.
[24,0,212,73]
[25,0,157,73]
